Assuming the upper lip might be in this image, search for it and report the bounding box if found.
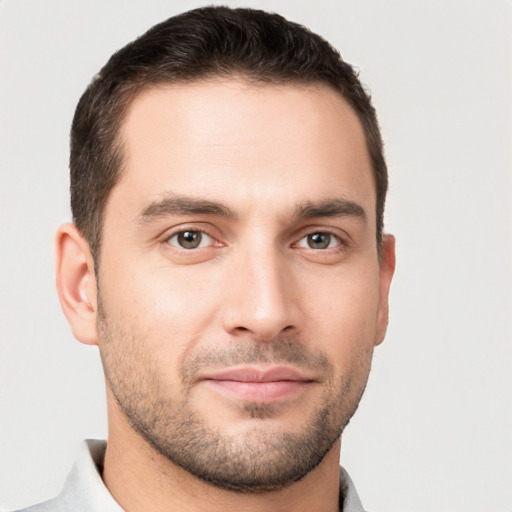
[200,366,315,383]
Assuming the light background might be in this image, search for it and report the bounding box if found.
[1,1,511,511]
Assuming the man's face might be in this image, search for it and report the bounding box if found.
[96,80,394,491]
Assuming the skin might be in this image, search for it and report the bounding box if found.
[56,79,395,512]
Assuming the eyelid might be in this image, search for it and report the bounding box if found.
[295,232,342,250]
[166,230,214,249]
[291,226,349,248]
[160,221,227,250]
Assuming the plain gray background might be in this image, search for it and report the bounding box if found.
[1,1,511,511]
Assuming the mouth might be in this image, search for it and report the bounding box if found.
[200,366,316,403]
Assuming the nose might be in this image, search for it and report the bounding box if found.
[222,244,301,340]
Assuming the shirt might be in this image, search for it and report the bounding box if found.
[11,440,366,512]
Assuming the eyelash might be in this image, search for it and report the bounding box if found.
[294,231,344,251]
[163,228,346,252]
[164,229,219,251]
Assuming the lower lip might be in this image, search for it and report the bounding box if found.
[205,379,311,403]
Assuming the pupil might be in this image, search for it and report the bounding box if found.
[178,231,201,248]
[308,232,330,249]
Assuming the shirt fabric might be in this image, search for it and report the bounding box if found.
[12,439,366,512]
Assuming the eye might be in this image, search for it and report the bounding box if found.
[297,232,341,250]
[167,230,213,249]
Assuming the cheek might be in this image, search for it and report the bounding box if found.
[99,258,225,353]
[302,264,381,358]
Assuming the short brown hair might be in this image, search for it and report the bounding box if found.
[70,6,387,262]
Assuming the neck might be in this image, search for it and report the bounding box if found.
[103,406,342,512]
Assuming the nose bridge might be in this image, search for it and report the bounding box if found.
[223,234,298,339]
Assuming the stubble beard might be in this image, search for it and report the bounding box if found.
[98,309,372,493]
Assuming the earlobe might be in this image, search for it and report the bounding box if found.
[55,223,99,345]
[375,234,396,346]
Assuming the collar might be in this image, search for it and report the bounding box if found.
[34,439,365,512]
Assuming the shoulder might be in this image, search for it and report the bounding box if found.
[339,465,367,512]
[7,495,69,512]
[4,440,121,512]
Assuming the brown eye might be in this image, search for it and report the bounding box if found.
[169,230,210,249]
[178,231,201,248]
[307,232,332,249]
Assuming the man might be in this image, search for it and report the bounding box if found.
[15,6,394,512]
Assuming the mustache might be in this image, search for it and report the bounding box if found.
[180,337,333,385]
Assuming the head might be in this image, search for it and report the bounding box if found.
[58,6,395,495]
[70,6,387,264]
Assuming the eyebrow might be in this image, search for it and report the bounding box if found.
[295,198,367,222]
[138,194,366,225]
[138,194,236,223]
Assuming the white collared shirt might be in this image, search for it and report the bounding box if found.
[10,439,366,512]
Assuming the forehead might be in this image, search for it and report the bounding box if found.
[110,79,375,222]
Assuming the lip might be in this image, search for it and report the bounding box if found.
[200,366,316,403]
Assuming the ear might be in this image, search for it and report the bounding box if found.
[375,234,396,346]
[55,223,99,345]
